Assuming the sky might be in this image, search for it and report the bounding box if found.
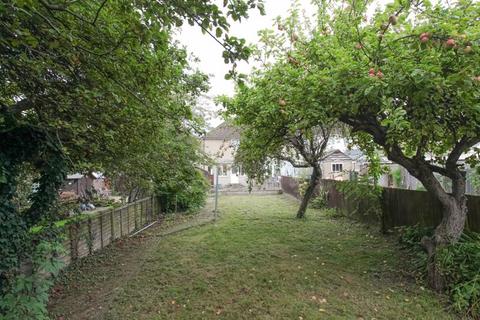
[176,0,316,127]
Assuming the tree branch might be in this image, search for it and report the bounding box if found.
[277,155,310,168]
[93,0,108,25]
[446,136,479,172]
[38,0,91,25]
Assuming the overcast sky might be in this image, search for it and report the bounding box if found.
[176,0,316,127]
[176,0,388,129]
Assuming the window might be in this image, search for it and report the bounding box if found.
[231,165,245,176]
[332,163,343,172]
[219,164,229,176]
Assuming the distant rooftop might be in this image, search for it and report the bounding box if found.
[204,122,240,141]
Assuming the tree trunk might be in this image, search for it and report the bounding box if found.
[296,165,321,219]
[420,173,468,292]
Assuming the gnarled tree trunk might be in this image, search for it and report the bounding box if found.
[297,165,321,219]
[419,171,468,291]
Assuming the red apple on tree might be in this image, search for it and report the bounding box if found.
[419,32,430,43]
[445,38,456,48]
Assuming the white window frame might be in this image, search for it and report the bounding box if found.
[332,163,343,172]
[219,164,229,176]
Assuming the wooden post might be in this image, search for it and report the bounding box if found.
[127,204,131,234]
[69,224,78,261]
[87,218,93,255]
[175,194,178,213]
[140,200,144,226]
[110,209,115,241]
[148,198,152,223]
[134,202,138,230]
[147,199,151,223]
[99,214,104,249]
[68,225,74,261]
[119,207,123,237]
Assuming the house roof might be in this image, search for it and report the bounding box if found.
[344,149,365,161]
[90,172,104,179]
[66,172,104,180]
[66,173,84,180]
[204,122,240,141]
[323,149,353,161]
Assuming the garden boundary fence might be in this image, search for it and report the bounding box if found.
[280,176,480,232]
[59,196,161,266]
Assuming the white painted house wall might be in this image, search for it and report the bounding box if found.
[201,123,249,187]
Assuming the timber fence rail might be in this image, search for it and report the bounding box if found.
[280,176,480,232]
[59,196,161,266]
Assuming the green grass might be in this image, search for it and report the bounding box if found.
[50,195,455,319]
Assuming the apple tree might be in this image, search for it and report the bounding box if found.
[301,0,480,289]
[223,60,337,218]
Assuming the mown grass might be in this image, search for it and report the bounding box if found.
[50,194,455,319]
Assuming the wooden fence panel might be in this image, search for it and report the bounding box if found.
[76,222,90,259]
[280,176,480,233]
[59,196,160,269]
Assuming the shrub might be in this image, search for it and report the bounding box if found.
[392,168,403,188]
[298,178,309,198]
[176,170,209,212]
[310,196,326,209]
[437,232,480,318]
[336,176,382,220]
[323,208,343,219]
[397,225,433,276]
[0,240,64,320]
[398,225,434,251]
[157,170,209,213]
[310,190,328,209]
[398,226,480,318]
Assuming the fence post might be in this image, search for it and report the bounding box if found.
[127,205,130,234]
[155,196,160,220]
[151,197,154,222]
[119,207,124,237]
[87,218,93,255]
[69,224,78,261]
[145,199,149,223]
[175,194,178,213]
[99,214,104,249]
[140,200,144,226]
[134,202,138,230]
[110,209,115,241]
[150,197,153,222]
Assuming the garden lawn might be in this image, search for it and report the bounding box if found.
[49,194,455,319]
